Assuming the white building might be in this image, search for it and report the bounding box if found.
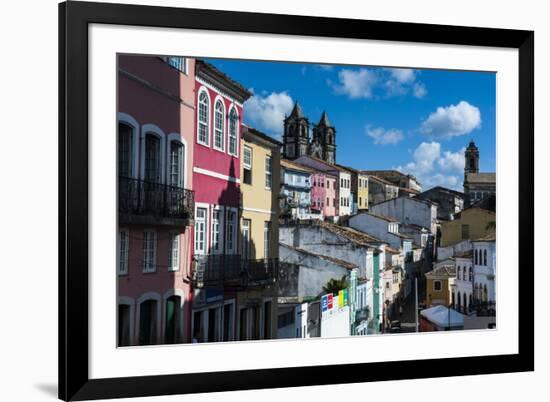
[453,250,473,313]
[472,232,496,306]
[370,196,438,235]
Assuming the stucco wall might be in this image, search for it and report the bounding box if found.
[440,208,495,247]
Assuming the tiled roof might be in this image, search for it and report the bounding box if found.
[281,159,314,173]
[299,155,349,173]
[425,264,456,278]
[316,220,384,247]
[280,243,358,270]
[385,246,400,254]
[466,172,496,184]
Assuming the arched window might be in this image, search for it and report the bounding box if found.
[228,108,238,156]
[474,250,478,265]
[118,123,133,177]
[468,267,472,282]
[144,134,161,183]
[463,266,466,282]
[483,249,487,266]
[457,292,461,311]
[483,284,488,302]
[214,100,225,151]
[457,266,461,281]
[169,141,184,188]
[463,293,467,312]
[198,90,210,145]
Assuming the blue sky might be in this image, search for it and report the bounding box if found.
[205,58,496,191]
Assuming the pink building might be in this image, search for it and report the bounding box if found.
[117,55,195,346]
[190,60,252,343]
[310,172,337,218]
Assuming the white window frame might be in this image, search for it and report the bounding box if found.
[211,206,224,254]
[243,145,253,185]
[168,140,184,188]
[167,232,180,272]
[142,230,157,273]
[228,106,239,157]
[118,228,129,275]
[263,222,271,259]
[213,97,226,152]
[194,205,209,255]
[265,155,272,190]
[197,87,211,147]
[226,208,237,254]
[242,219,251,259]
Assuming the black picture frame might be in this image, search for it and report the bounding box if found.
[59,1,534,400]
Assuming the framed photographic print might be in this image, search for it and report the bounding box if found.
[59,1,534,400]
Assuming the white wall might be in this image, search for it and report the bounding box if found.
[2,1,548,402]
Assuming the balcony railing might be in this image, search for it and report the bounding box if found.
[119,176,194,225]
[192,255,279,290]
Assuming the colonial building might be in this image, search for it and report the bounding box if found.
[363,170,422,193]
[282,102,337,164]
[416,186,465,221]
[425,265,456,307]
[366,174,400,206]
[117,55,196,346]
[294,155,352,218]
[336,164,369,214]
[237,126,282,341]
[310,171,337,219]
[453,250,473,314]
[472,232,496,311]
[439,194,495,247]
[280,159,314,220]
[463,141,496,206]
[370,196,439,236]
[190,59,277,343]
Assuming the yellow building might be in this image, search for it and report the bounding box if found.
[236,126,281,341]
[425,265,456,307]
[357,173,369,210]
[440,207,496,247]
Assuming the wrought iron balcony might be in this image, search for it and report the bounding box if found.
[192,255,279,290]
[119,176,194,226]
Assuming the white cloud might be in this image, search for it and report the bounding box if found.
[317,64,334,71]
[413,82,427,98]
[366,126,404,145]
[243,91,294,138]
[330,67,427,99]
[420,101,481,139]
[438,148,466,172]
[386,68,416,84]
[300,65,307,76]
[396,141,465,190]
[329,68,378,99]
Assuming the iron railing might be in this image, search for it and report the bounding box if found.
[192,255,279,289]
[119,176,194,222]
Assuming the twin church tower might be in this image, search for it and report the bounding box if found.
[282,102,337,165]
